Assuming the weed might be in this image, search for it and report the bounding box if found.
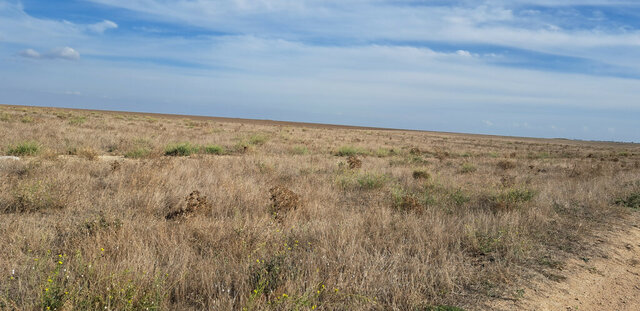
[164,143,198,156]
[249,255,286,296]
[7,141,40,156]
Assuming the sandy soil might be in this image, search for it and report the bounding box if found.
[489,217,640,311]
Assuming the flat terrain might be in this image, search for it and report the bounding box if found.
[1,104,639,310]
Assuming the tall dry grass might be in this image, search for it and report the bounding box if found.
[0,105,639,310]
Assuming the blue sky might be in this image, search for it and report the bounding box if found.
[1,0,639,142]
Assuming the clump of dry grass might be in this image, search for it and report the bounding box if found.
[77,147,98,160]
[165,190,211,220]
[269,185,300,220]
[497,160,516,170]
[347,155,362,169]
[391,187,424,213]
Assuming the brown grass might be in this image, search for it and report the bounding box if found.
[0,105,639,310]
[346,155,362,169]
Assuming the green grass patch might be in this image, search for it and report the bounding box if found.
[375,148,395,157]
[248,134,269,145]
[124,148,151,159]
[335,145,368,156]
[204,144,225,155]
[0,112,12,122]
[164,143,199,156]
[20,115,34,123]
[7,141,40,156]
[337,172,388,190]
[68,116,87,126]
[290,145,309,155]
[357,172,387,189]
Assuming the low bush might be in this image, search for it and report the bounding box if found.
[413,170,430,180]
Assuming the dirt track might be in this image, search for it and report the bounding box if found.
[490,217,640,310]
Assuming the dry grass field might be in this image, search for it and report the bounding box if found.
[1,104,639,310]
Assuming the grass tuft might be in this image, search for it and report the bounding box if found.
[204,144,225,155]
[7,141,40,156]
[164,142,198,156]
[335,145,368,156]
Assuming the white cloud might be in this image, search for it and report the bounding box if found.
[19,48,40,59]
[17,47,80,60]
[456,50,472,57]
[483,120,494,126]
[87,20,118,33]
[48,47,80,60]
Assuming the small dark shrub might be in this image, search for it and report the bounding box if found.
[412,170,430,180]
[497,160,516,170]
[615,193,640,210]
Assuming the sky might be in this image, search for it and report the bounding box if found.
[1,0,639,142]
